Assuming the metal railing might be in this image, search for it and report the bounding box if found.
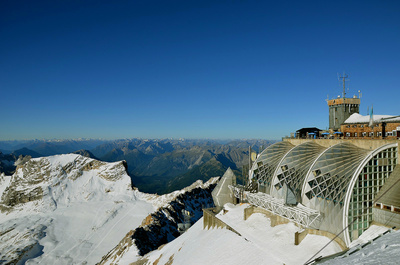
[229,185,321,228]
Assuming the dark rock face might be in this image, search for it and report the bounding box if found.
[132,184,217,256]
[0,150,35,175]
[71,149,98,159]
[0,152,16,175]
[1,186,43,207]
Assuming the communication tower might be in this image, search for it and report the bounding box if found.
[327,73,361,131]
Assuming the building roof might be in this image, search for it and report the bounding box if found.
[296,127,322,133]
[344,113,397,124]
[381,116,400,123]
[375,166,400,208]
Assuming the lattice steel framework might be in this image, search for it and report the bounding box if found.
[234,140,398,247]
[250,141,294,194]
[229,185,320,227]
[271,141,326,202]
[303,143,370,205]
[301,143,370,242]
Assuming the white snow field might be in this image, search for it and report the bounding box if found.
[0,154,156,265]
[139,203,342,265]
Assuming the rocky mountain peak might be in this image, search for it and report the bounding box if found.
[0,154,134,214]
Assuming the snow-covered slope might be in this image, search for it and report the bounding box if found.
[124,203,342,265]
[0,154,155,264]
[99,177,219,264]
[321,228,400,264]
[126,203,400,265]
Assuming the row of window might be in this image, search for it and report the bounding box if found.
[346,124,379,128]
[344,131,397,137]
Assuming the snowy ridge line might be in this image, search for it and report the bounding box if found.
[312,227,396,264]
[304,174,400,265]
[0,154,154,265]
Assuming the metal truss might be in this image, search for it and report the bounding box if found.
[230,184,244,198]
[229,185,321,228]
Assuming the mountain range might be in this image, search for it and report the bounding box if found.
[0,153,219,264]
[0,139,277,194]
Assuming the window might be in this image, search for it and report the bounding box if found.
[360,125,364,128]
[346,132,351,137]
[348,147,398,241]
[378,132,382,136]
[355,133,358,137]
[353,125,357,128]
[362,132,366,137]
[369,132,374,137]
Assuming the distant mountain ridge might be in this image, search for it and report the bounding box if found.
[0,138,277,194]
[0,139,109,156]
[93,139,276,194]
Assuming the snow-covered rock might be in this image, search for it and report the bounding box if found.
[99,177,219,265]
[127,204,342,265]
[0,154,154,265]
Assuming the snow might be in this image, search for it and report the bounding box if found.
[140,203,342,265]
[141,178,219,210]
[26,200,153,265]
[0,154,220,264]
[3,153,398,264]
[44,153,81,167]
[0,174,11,198]
[344,113,394,124]
[321,229,400,264]
[0,154,157,264]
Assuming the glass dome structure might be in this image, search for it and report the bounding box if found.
[247,141,398,247]
[250,141,294,193]
[270,141,326,202]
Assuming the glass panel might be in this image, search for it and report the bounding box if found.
[348,147,398,241]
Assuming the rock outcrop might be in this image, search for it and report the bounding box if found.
[0,154,144,265]
[99,178,219,264]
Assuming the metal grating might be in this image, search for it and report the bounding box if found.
[230,185,321,227]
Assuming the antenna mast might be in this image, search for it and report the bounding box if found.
[339,73,349,98]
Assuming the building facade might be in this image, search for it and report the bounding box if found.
[245,139,399,247]
[340,113,400,139]
[328,96,360,131]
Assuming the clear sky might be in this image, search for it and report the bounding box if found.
[1,0,399,140]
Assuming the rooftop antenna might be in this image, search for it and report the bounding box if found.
[338,72,349,98]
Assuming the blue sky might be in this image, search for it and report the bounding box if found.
[1,0,399,140]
